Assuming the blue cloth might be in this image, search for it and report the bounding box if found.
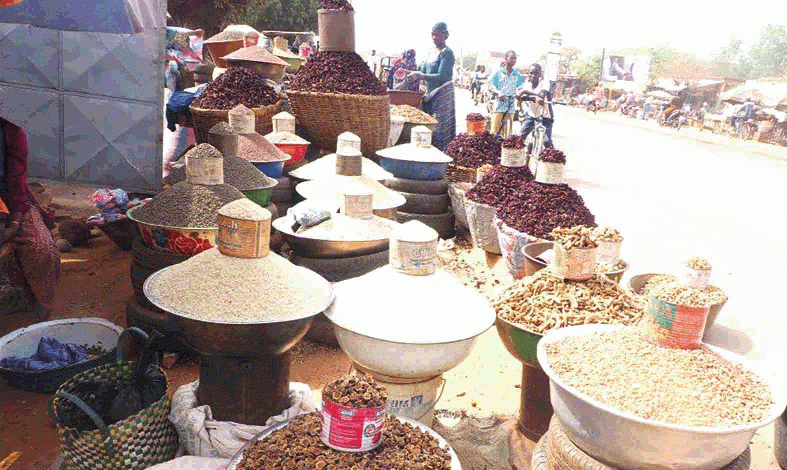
[423,81,456,151]
[521,116,554,149]
[0,337,89,372]
[420,48,455,93]
[0,124,7,201]
[165,88,205,131]
[491,68,524,98]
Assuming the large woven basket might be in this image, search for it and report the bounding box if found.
[190,100,282,144]
[285,90,390,158]
[49,328,179,470]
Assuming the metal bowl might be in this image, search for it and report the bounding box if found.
[226,414,462,469]
[628,273,728,336]
[376,155,450,181]
[271,215,393,259]
[537,324,787,470]
[127,205,217,255]
[495,316,542,368]
[143,266,333,356]
[0,318,123,392]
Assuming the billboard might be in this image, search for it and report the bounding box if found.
[602,55,650,84]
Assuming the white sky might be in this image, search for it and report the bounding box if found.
[353,0,786,64]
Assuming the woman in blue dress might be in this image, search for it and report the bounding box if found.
[407,22,456,150]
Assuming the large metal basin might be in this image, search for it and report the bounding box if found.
[271,215,393,259]
[538,324,786,470]
[628,273,727,338]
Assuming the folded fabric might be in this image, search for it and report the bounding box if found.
[0,337,89,372]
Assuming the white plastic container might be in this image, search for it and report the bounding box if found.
[501,147,526,167]
[389,221,438,276]
[535,161,565,184]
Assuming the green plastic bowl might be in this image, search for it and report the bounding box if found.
[495,317,542,368]
[242,188,274,207]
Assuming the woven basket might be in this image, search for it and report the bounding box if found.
[49,328,179,470]
[446,164,478,183]
[190,100,282,144]
[285,90,390,158]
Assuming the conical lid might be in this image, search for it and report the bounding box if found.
[237,133,290,163]
[325,265,495,344]
[288,154,392,181]
[263,131,310,146]
[377,126,452,163]
[295,175,405,211]
[222,46,289,65]
[165,153,278,192]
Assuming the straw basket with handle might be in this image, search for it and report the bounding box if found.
[190,100,282,144]
[285,90,390,158]
[48,327,179,470]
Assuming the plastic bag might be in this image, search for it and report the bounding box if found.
[288,201,333,229]
[169,381,318,458]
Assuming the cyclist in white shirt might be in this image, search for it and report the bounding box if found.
[517,63,554,148]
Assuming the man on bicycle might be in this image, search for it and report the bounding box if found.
[517,63,554,148]
[489,51,524,138]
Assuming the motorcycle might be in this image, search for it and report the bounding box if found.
[473,78,490,105]
[660,109,685,129]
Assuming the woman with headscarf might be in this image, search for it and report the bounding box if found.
[407,22,456,150]
[387,49,419,91]
[0,108,60,318]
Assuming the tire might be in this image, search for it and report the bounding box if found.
[276,176,293,189]
[395,211,455,239]
[125,295,180,335]
[130,237,190,310]
[398,191,450,215]
[274,201,295,217]
[289,250,389,283]
[270,186,295,203]
[264,203,279,220]
[383,177,448,195]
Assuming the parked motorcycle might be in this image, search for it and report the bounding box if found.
[659,110,685,129]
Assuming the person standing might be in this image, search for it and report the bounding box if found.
[407,22,455,150]
[489,51,524,138]
[518,63,554,148]
[0,108,60,317]
[471,65,488,100]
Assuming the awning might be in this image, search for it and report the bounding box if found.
[0,0,164,34]
[720,80,787,108]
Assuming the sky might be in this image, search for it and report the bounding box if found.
[352,0,786,64]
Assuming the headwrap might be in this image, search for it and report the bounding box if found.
[432,22,449,38]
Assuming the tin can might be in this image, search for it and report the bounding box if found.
[244,31,260,47]
[535,161,565,184]
[320,398,386,452]
[501,147,526,167]
[550,243,597,281]
[645,296,709,349]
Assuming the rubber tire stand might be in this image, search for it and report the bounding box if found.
[395,211,455,239]
[383,177,449,195]
[398,191,450,215]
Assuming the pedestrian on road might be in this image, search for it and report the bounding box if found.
[518,63,554,148]
[0,93,60,318]
[489,51,524,138]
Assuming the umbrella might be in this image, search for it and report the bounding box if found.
[0,0,164,34]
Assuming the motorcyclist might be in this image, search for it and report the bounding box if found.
[471,65,488,100]
[517,63,554,148]
[663,99,681,123]
[730,99,755,132]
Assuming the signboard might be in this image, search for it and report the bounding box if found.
[602,55,650,83]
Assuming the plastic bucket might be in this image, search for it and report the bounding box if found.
[495,218,539,279]
[466,119,485,135]
[320,397,386,452]
[377,375,444,427]
[645,296,710,349]
[251,161,285,179]
[276,143,308,165]
[318,9,356,52]
[465,199,500,254]
[550,243,597,280]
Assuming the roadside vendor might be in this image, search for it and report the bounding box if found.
[0,99,60,318]
[489,50,524,138]
[407,22,455,150]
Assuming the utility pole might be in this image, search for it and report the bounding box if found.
[599,48,605,82]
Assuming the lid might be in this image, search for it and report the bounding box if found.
[166,153,278,191]
[144,248,333,325]
[217,199,272,259]
[185,144,224,185]
[264,131,310,146]
[288,154,392,181]
[375,141,453,164]
[272,111,296,130]
[325,265,495,344]
[271,212,396,243]
[390,221,438,276]
[222,46,289,66]
[296,175,406,211]
[336,132,362,157]
[237,133,290,163]
[341,184,373,219]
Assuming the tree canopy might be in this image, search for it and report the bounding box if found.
[169,0,319,38]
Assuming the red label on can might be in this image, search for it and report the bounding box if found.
[244,32,260,47]
[646,297,709,349]
[320,399,385,452]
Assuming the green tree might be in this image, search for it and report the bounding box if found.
[461,53,478,72]
[559,46,581,76]
[576,54,601,88]
[712,37,751,79]
[647,43,680,82]
[748,24,787,78]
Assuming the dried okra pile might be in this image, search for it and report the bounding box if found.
[323,375,388,408]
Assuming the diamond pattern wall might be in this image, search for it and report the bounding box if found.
[0,24,59,89]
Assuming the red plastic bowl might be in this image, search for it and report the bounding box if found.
[277,143,308,166]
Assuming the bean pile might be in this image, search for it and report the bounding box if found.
[550,225,598,250]
[166,154,276,191]
[545,328,774,428]
[640,274,728,305]
[209,122,236,135]
[502,135,526,149]
[132,182,244,228]
[206,30,245,42]
[224,46,281,63]
[193,68,279,110]
[238,134,289,162]
[493,269,644,334]
[188,143,222,160]
[320,0,354,11]
[288,51,387,95]
[686,256,712,270]
[593,226,623,243]
[650,283,717,308]
[390,105,438,124]
[219,199,270,221]
[598,260,627,273]
[236,413,452,470]
[323,375,388,408]
[540,148,566,164]
[496,182,596,239]
[465,165,532,207]
[466,113,485,122]
[445,132,501,168]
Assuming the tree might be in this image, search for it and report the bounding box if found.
[460,53,477,72]
[712,37,751,79]
[559,46,581,76]
[576,54,601,88]
[647,43,681,82]
[748,24,787,78]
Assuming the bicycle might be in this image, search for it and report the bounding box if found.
[523,116,547,175]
